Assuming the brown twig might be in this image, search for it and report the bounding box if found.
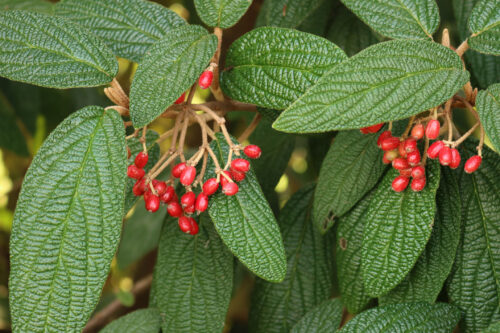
[456,39,469,57]
[210,27,225,101]
[238,113,262,143]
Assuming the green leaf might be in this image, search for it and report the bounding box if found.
[273,40,469,133]
[338,302,461,332]
[447,141,500,332]
[484,321,500,333]
[249,185,333,332]
[116,202,165,270]
[124,130,160,213]
[380,168,461,304]
[313,130,385,233]
[477,83,500,152]
[468,0,500,55]
[340,0,440,39]
[9,106,127,332]
[150,215,233,333]
[327,6,379,57]
[129,25,217,127]
[0,78,40,134]
[290,298,343,333]
[362,160,440,297]
[206,133,286,282]
[194,0,252,28]
[0,11,118,88]
[100,308,161,333]
[220,27,347,110]
[0,0,53,13]
[297,0,334,36]
[256,0,326,29]
[55,0,186,63]
[336,191,374,314]
[0,90,29,156]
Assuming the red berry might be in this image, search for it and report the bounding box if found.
[133,178,147,196]
[222,182,239,196]
[449,148,461,169]
[180,166,196,186]
[425,119,440,139]
[464,155,482,173]
[167,201,183,217]
[244,145,262,159]
[231,169,246,182]
[381,137,400,151]
[383,150,398,164]
[152,180,167,196]
[411,123,425,140]
[360,123,384,134]
[134,152,148,168]
[127,164,145,179]
[392,158,409,170]
[399,168,412,177]
[202,178,219,195]
[392,176,410,192]
[404,138,417,153]
[407,150,421,166]
[231,158,250,173]
[160,186,176,203]
[172,162,187,178]
[377,131,392,148]
[181,191,196,208]
[398,141,407,158]
[195,193,209,214]
[184,204,195,214]
[174,92,186,104]
[189,218,199,235]
[411,177,426,192]
[178,216,192,233]
[220,170,232,187]
[439,146,452,166]
[411,166,425,179]
[145,194,160,212]
[427,141,444,159]
[198,70,214,89]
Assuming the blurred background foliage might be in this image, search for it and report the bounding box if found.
[0,0,490,331]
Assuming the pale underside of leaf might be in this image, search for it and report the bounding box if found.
[194,0,252,28]
[476,83,500,152]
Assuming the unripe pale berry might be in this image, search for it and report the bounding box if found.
[127,164,145,179]
[383,150,398,164]
[172,162,187,178]
[377,131,392,148]
[392,157,409,170]
[404,138,417,153]
[244,145,262,159]
[160,186,176,203]
[411,165,425,179]
[181,191,196,208]
[202,178,219,195]
[464,155,482,173]
[222,182,239,196]
[411,123,425,140]
[399,168,412,177]
[425,119,440,139]
[174,92,186,104]
[381,137,400,151]
[167,201,183,217]
[411,177,426,192]
[427,141,444,159]
[180,166,196,186]
[392,176,409,192]
[134,152,148,168]
[231,169,246,182]
[178,216,192,233]
[231,158,250,173]
[360,123,384,134]
[198,70,214,89]
[195,193,209,214]
[407,150,421,166]
[220,170,232,187]
[145,194,160,212]
[133,178,147,196]
[152,180,167,196]
[439,146,452,166]
[449,148,461,169]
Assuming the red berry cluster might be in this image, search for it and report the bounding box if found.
[126,144,262,235]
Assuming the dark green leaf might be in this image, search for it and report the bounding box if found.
[362,160,441,297]
[484,321,500,333]
[9,106,127,332]
[194,0,252,28]
[313,130,385,233]
[274,40,469,133]
[100,308,161,333]
[327,6,379,57]
[220,27,347,110]
[380,168,461,304]
[249,185,333,332]
[476,83,500,152]
[447,141,500,332]
[206,133,286,282]
[340,0,440,39]
[339,302,461,332]
[336,191,374,314]
[256,0,326,29]
[0,11,118,88]
[129,25,217,127]
[468,0,500,55]
[290,298,343,333]
[150,215,233,333]
[0,0,53,13]
[0,91,29,156]
[55,0,186,63]
[0,78,40,134]
[297,0,333,36]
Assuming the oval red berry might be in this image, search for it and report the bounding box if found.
[244,145,261,159]
[425,119,440,139]
[195,193,209,214]
[127,164,145,179]
[411,177,426,192]
[181,191,196,208]
[167,201,183,217]
[392,176,409,192]
[172,162,187,178]
[134,152,148,168]
[180,166,196,186]
[202,178,219,196]
[360,123,384,134]
[464,155,482,173]
[231,158,250,173]
[222,182,239,196]
[198,70,214,89]
[427,141,444,159]
[145,195,160,212]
